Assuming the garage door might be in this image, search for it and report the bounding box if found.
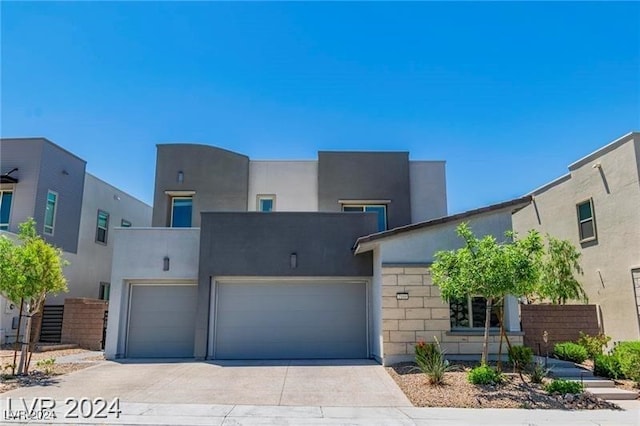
[127,284,198,358]
[213,281,367,359]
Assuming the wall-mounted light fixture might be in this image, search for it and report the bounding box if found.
[113,194,121,201]
[61,169,70,176]
[396,292,409,300]
[177,171,184,184]
[163,256,170,271]
[290,253,297,269]
[592,163,602,169]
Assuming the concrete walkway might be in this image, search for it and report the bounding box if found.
[0,401,637,425]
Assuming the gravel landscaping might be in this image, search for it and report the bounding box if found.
[0,348,103,394]
[387,362,622,410]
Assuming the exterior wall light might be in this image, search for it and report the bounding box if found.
[163,256,170,271]
[290,253,297,269]
[396,292,409,300]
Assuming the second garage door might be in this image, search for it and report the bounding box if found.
[127,283,198,358]
[213,280,367,359]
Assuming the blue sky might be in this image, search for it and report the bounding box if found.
[2,2,638,213]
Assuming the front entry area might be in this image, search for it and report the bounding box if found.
[126,283,198,358]
[212,280,368,359]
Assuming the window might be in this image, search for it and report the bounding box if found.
[171,197,192,227]
[96,210,109,244]
[450,296,500,329]
[342,204,387,231]
[257,195,275,212]
[44,190,58,235]
[99,282,110,300]
[577,199,596,242]
[121,219,132,227]
[0,189,13,230]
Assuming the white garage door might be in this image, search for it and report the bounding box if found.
[214,281,367,359]
[127,283,198,358]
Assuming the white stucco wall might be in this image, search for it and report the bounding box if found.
[104,228,200,359]
[513,133,640,342]
[409,161,448,222]
[248,161,318,211]
[379,209,514,264]
[49,173,152,304]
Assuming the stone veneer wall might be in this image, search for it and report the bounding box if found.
[61,298,108,351]
[382,265,523,364]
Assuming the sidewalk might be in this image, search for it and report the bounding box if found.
[0,402,638,425]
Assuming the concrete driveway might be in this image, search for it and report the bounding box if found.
[3,359,411,407]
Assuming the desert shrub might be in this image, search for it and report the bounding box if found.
[577,332,611,360]
[594,354,623,380]
[414,340,451,385]
[545,379,583,394]
[527,361,549,384]
[612,341,640,382]
[35,358,55,375]
[553,342,588,364]
[508,345,533,372]
[467,364,503,385]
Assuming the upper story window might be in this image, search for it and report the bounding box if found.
[257,195,275,212]
[121,219,132,227]
[44,190,58,235]
[0,189,13,230]
[171,197,192,227]
[450,296,500,330]
[577,199,596,242]
[342,204,387,232]
[96,210,109,244]
[99,282,110,300]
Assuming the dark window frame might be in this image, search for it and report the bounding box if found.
[576,198,597,243]
[95,210,110,244]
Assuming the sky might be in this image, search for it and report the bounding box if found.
[1,2,638,214]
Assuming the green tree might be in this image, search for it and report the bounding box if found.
[431,223,588,366]
[431,223,543,364]
[534,236,588,304]
[0,218,68,374]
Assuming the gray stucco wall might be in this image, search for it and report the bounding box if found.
[194,211,378,357]
[152,144,249,227]
[409,161,448,222]
[318,152,412,229]
[0,138,86,253]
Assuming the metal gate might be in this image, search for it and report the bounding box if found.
[40,305,64,343]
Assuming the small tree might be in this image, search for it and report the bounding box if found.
[431,223,588,366]
[533,235,588,304]
[431,223,543,364]
[0,218,68,374]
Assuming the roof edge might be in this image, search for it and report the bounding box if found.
[568,132,638,170]
[353,195,533,249]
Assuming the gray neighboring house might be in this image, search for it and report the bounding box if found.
[106,142,528,364]
[513,131,640,343]
[0,137,152,344]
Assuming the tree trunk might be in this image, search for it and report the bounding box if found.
[497,302,504,372]
[482,297,493,365]
[17,305,32,375]
[11,299,24,376]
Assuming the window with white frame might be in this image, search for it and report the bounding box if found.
[171,196,192,227]
[44,190,58,235]
[450,296,500,329]
[96,210,109,244]
[0,189,13,230]
[342,204,387,231]
[576,199,596,242]
[257,195,275,212]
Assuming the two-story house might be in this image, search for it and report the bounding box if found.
[106,143,528,365]
[513,132,640,343]
[0,137,152,344]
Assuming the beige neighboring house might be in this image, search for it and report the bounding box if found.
[513,131,640,343]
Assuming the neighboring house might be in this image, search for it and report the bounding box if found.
[0,137,152,344]
[513,132,640,343]
[105,142,527,364]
